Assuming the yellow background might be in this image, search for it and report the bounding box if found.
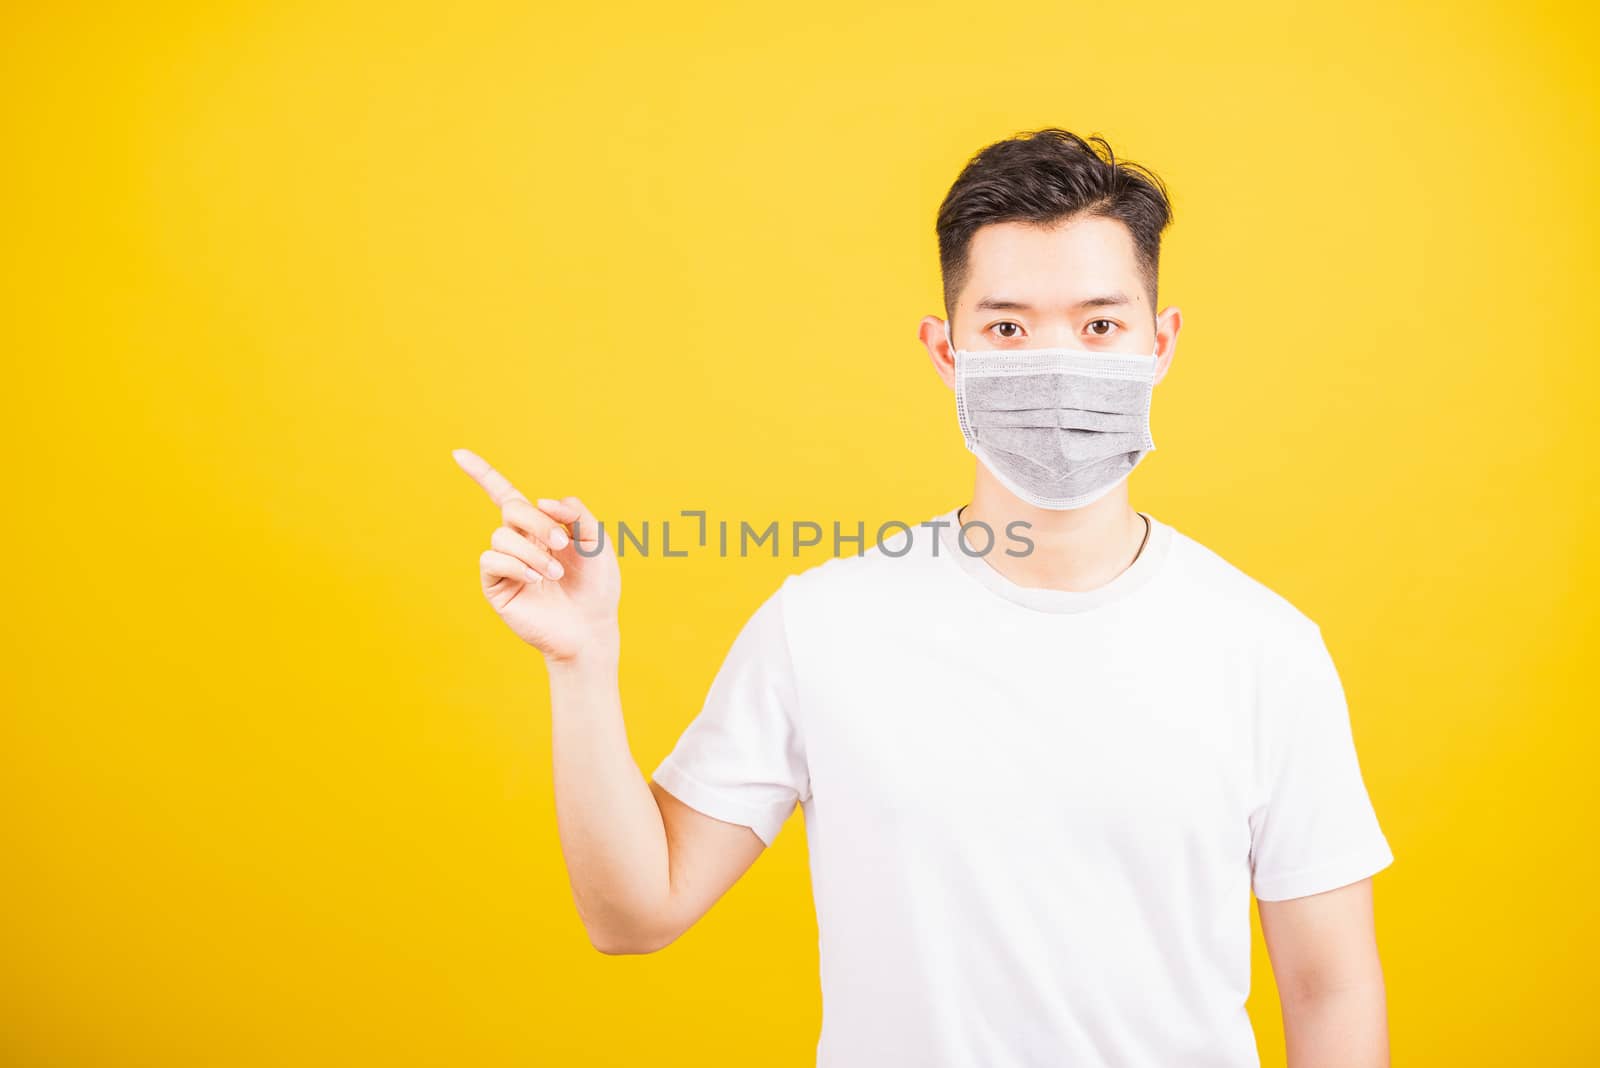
[3,1,1595,1064]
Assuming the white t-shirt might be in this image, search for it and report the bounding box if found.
[650,509,1393,1068]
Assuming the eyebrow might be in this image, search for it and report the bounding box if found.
[974,293,1133,312]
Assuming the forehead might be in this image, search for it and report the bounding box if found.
[962,215,1143,307]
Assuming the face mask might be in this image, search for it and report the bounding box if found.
[946,321,1159,510]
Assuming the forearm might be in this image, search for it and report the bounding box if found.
[546,633,671,952]
[1281,978,1389,1068]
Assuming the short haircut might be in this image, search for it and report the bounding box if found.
[936,128,1175,327]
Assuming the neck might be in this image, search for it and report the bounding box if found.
[959,477,1148,593]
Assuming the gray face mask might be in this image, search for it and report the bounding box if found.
[946,321,1159,510]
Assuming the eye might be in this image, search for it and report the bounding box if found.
[988,322,1024,339]
[1087,319,1118,337]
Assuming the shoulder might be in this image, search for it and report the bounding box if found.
[1162,523,1324,651]
[1158,527,1353,751]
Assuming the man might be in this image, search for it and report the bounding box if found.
[454,128,1393,1067]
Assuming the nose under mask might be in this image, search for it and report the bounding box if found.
[946,321,1159,510]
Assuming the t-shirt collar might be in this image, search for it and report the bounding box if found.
[933,507,1174,614]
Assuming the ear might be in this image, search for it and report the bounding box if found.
[920,316,958,389]
[1152,306,1182,387]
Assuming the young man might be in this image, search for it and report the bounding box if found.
[454,128,1394,1067]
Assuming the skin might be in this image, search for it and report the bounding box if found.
[452,212,1388,1065]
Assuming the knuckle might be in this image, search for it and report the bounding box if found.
[505,499,547,532]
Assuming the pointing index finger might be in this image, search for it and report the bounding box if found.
[452,448,529,508]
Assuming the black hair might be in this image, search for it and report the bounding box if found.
[936,128,1174,326]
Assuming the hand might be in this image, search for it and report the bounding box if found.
[453,448,621,662]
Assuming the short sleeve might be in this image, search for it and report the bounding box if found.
[1248,622,1394,901]
[650,578,810,847]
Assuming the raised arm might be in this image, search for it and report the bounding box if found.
[1258,878,1389,1068]
[454,448,767,954]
